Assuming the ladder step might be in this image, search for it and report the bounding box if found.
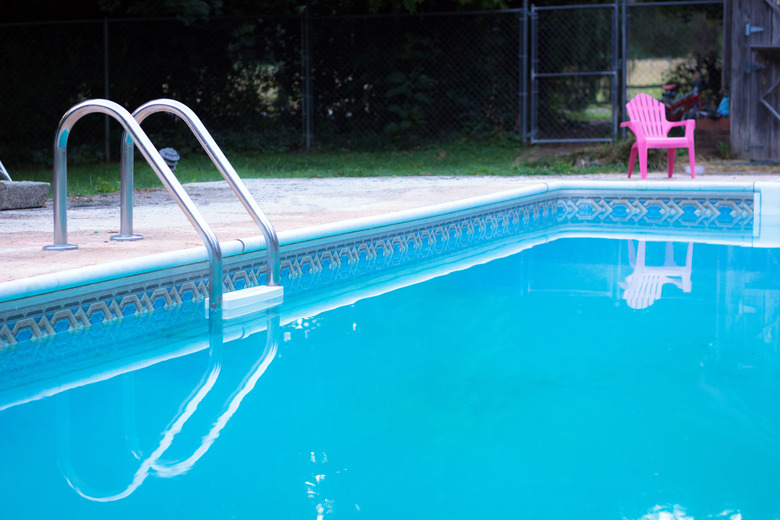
[205,285,284,319]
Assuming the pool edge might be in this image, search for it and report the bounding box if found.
[1,179,772,305]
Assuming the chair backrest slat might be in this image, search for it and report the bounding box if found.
[626,93,667,137]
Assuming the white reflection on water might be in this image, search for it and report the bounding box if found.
[632,504,741,520]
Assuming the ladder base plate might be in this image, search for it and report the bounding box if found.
[205,285,284,320]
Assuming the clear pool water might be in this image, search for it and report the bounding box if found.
[1,238,779,519]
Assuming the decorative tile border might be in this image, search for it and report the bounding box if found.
[0,190,754,348]
[0,303,207,394]
[1,270,209,346]
[275,196,555,293]
[556,192,754,231]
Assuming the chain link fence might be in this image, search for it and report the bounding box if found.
[0,2,722,167]
[106,17,303,153]
[0,21,106,165]
[0,16,303,166]
[307,11,523,149]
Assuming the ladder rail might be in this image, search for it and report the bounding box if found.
[0,159,11,181]
[44,99,224,312]
[120,99,280,286]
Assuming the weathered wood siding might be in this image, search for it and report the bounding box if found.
[730,0,780,160]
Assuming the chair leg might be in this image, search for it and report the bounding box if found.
[639,144,648,180]
[627,144,638,178]
[627,239,637,267]
[688,147,696,179]
[667,149,675,178]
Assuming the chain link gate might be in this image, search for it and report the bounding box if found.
[530,3,620,143]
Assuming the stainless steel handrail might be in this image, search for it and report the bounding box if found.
[43,99,224,311]
[0,159,11,181]
[118,99,280,286]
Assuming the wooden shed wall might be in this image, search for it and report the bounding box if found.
[729,0,780,160]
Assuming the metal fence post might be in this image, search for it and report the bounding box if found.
[520,0,529,141]
[529,4,537,142]
[104,18,111,163]
[612,2,619,139]
[620,0,627,139]
[301,8,313,150]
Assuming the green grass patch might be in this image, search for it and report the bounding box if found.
[10,139,632,197]
[567,104,613,123]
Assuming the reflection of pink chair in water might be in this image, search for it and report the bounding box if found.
[620,241,693,309]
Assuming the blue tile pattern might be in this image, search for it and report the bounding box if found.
[556,193,754,231]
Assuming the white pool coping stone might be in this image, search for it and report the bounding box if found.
[0,179,777,304]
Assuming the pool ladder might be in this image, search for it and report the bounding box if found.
[44,99,282,318]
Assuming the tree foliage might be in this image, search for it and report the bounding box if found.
[8,0,517,22]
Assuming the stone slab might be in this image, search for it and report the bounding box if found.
[0,181,50,210]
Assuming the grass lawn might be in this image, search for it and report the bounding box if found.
[10,140,630,197]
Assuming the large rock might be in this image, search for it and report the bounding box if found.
[0,181,50,210]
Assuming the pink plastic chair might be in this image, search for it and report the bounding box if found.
[621,93,696,180]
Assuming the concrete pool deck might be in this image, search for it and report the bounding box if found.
[2,167,779,283]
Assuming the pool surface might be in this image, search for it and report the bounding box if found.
[1,237,778,519]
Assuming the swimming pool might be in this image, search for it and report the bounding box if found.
[1,180,779,518]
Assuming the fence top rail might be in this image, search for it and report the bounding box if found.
[310,8,525,20]
[0,18,109,28]
[532,3,617,12]
[534,71,619,78]
[0,13,302,28]
[2,1,722,28]
[1,8,529,28]
[628,0,722,6]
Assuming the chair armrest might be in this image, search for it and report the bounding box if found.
[666,119,696,136]
[621,120,644,139]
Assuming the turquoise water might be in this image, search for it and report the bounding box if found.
[1,238,779,519]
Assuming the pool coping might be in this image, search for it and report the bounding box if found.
[2,179,776,305]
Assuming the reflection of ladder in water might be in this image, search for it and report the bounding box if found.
[43,99,282,319]
[57,309,281,502]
